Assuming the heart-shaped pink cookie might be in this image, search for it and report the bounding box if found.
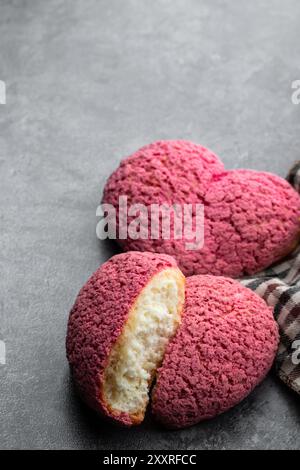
[102,140,300,277]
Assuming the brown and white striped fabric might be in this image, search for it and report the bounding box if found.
[241,162,300,396]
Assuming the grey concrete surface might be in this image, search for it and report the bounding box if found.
[0,0,300,450]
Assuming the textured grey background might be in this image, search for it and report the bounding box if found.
[0,0,299,450]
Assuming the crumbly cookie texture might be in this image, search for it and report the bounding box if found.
[102,140,300,277]
[66,251,185,426]
[151,275,279,429]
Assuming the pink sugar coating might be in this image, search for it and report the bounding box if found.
[66,251,178,426]
[103,140,224,206]
[102,140,300,277]
[151,275,279,429]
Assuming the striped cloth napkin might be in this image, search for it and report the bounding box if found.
[241,161,300,395]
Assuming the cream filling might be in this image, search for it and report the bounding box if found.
[102,268,185,419]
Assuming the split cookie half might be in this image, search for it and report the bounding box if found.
[66,251,185,426]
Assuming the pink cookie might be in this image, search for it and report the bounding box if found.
[66,251,185,426]
[151,275,279,429]
[102,140,300,277]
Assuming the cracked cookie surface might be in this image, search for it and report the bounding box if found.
[151,275,279,429]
